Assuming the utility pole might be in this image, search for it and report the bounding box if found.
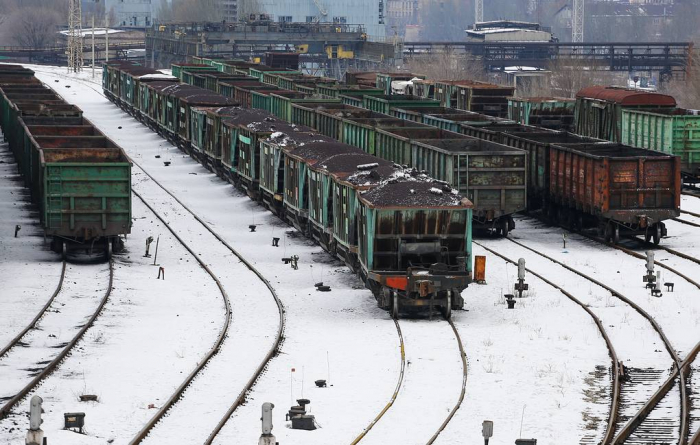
[572,0,584,43]
[475,0,484,23]
[105,15,110,62]
[91,16,95,78]
[67,0,83,72]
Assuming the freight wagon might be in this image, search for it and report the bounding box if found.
[452,81,515,117]
[548,143,680,244]
[499,131,605,210]
[105,61,474,318]
[621,108,700,183]
[507,97,575,131]
[575,86,676,143]
[411,138,527,235]
[1,68,131,257]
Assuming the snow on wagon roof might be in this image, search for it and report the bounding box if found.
[576,86,676,107]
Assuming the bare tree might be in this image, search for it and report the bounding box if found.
[663,51,700,109]
[7,7,61,49]
[405,51,488,82]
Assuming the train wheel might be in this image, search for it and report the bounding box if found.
[604,224,612,243]
[501,219,509,237]
[613,224,620,245]
[442,291,452,320]
[391,291,399,320]
[653,224,661,245]
[645,230,652,243]
[107,239,113,260]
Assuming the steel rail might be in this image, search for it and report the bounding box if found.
[0,260,114,419]
[128,164,286,445]
[128,189,233,445]
[474,241,621,445]
[673,217,700,228]
[349,319,405,445]
[614,341,700,444]
[681,209,700,219]
[502,236,688,444]
[0,260,66,359]
[426,320,468,444]
[37,70,288,444]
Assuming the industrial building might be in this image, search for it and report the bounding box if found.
[104,0,153,28]
[466,21,554,43]
[253,0,386,39]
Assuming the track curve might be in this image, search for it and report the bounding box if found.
[0,259,114,420]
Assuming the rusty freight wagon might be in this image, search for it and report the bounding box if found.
[499,131,606,211]
[548,143,681,244]
[574,86,676,143]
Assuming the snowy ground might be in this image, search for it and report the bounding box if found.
[3,63,694,443]
[0,143,63,348]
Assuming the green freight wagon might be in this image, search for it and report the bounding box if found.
[182,67,219,87]
[621,108,700,181]
[508,97,575,131]
[269,92,340,122]
[574,86,676,142]
[375,73,425,95]
[290,103,360,130]
[411,138,527,234]
[172,63,216,81]
[315,108,388,140]
[251,89,295,113]
[342,117,429,155]
[216,78,260,97]
[250,67,301,82]
[412,79,436,99]
[340,94,364,108]
[374,127,468,166]
[317,85,384,99]
[29,134,131,252]
[423,112,506,132]
[391,106,466,123]
[233,84,279,107]
[363,95,441,115]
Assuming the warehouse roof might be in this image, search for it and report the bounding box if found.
[576,86,676,107]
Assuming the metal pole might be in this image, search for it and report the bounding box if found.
[153,235,160,266]
[105,17,109,62]
[92,16,95,78]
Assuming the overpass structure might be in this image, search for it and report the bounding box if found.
[403,41,693,81]
[146,21,401,78]
[0,42,145,65]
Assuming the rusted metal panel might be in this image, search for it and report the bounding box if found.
[549,142,681,224]
[474,255,486,282]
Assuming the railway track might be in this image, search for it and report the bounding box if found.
[129,177,284,444]
[0,259,114,420]
[350,317,467,444]
[39,66,443,445]
[474,241,621,444]
[30,69,286,443]
[480,234,689,443]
